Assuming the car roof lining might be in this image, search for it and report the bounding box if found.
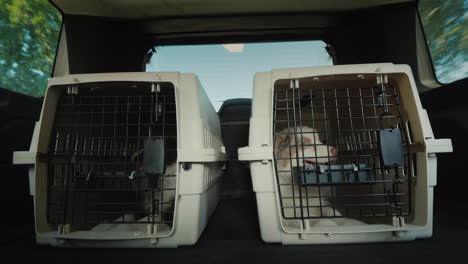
[51,0,415,19]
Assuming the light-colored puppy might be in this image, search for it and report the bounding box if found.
[275,126,338,219]
[275,126,365,227]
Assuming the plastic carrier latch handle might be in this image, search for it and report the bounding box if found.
[378,128,404,167]
[143,138,165,175]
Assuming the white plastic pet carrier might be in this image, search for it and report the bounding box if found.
[239,63,452,244]
[13,72,226,248]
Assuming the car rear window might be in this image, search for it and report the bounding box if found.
[146,41,333,110]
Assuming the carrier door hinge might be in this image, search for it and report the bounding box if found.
[67,85,78,95]
[58,224,71,234]
[392,216,407,237]
[151,83,163,122]
[290,79,300,89]
[147,224,158,235]
[376,74,388,84]
[376,74,389,112]
[151,83,161,93]
[392,216,406,228]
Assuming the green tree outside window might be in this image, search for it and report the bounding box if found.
[419,0,467,84]
[0,0,62,97]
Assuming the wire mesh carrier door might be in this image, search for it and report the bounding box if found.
[273,76,413,225]
[43,82,177,234]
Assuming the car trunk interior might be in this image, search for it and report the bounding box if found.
[2,0,467,261]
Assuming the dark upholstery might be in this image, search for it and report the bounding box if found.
[218,99,253,198]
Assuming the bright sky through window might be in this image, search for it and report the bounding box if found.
[147,41,333,110]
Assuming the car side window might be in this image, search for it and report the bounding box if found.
[419,0,467,84]
[0,0,62,97]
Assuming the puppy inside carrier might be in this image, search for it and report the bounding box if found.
[274,75,411,224]
[13,72,225,247]
[239,63,452,244]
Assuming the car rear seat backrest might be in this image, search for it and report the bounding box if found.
[218,99,253,198]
